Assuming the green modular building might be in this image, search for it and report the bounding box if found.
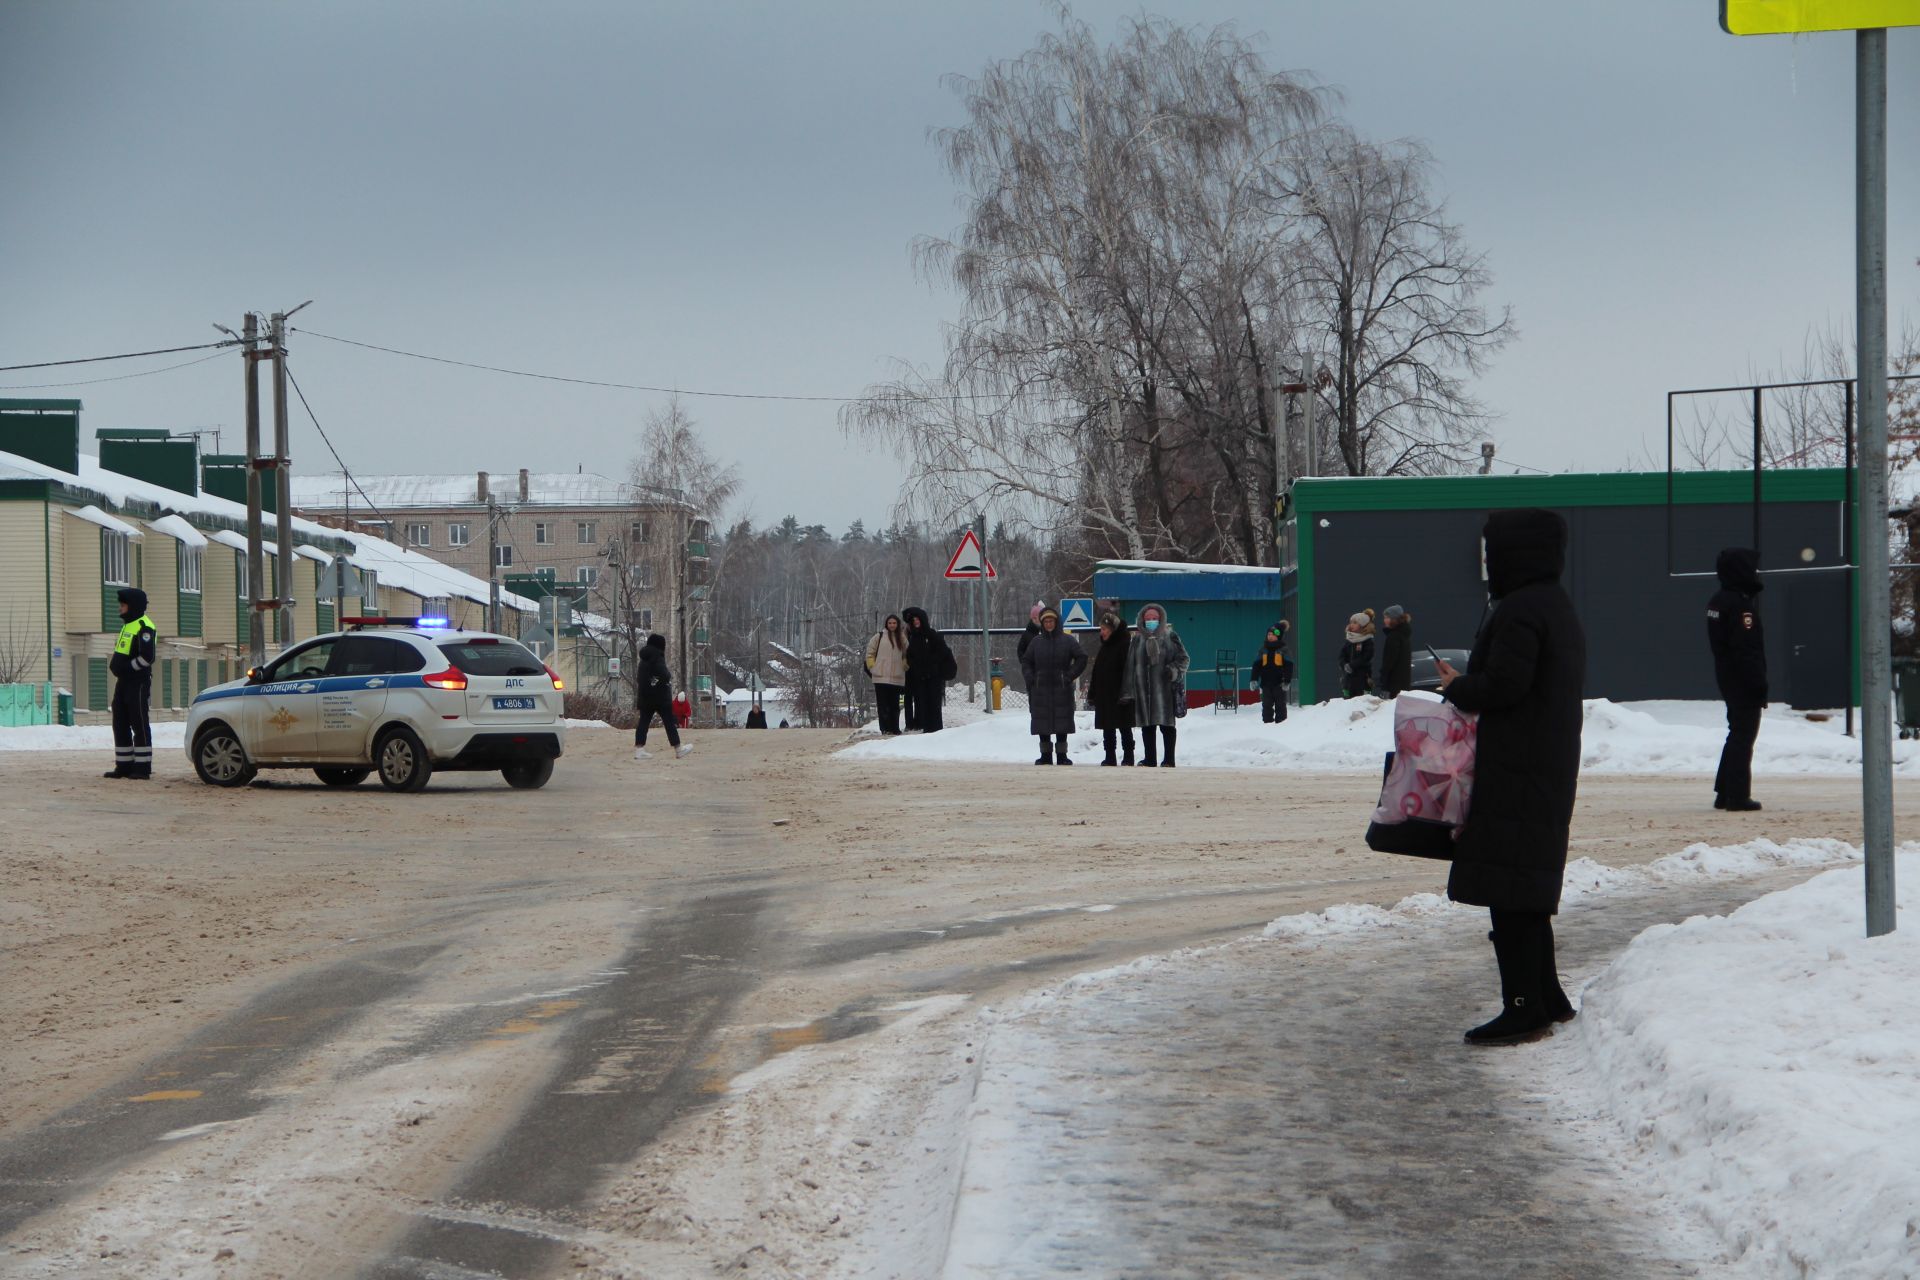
[1091,560,1288,706]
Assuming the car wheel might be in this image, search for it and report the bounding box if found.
[193,724,255,788]
[315,767,370,787]
[375,727,433,793]
[502,757,554,790]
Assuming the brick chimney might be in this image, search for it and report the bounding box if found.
[477,470,489,502]
[518,468,530,502]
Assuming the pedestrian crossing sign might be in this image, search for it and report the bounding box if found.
[1059,597,1094,628]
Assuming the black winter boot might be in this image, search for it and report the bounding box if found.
[1140,734,1157,768]
[1540,920,1576,1023]
[1161,728,1177,769]
[1121,739,1136,766]
[1035,737,1054,766]
[1464,926,1555,1046]
[1101,747,1118,766]
[1055,734,1073,765]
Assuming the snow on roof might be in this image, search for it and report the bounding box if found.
[147,513,207,547]
[1094,559,1278,576]
[293,544,330,563]
[67,504,142,537]
[0,445,539,615]
[288,470,685,510]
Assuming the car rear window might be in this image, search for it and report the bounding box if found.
[438,639,547,676]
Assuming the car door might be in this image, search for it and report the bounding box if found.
[252,639,336,761]
[315,635,399,760]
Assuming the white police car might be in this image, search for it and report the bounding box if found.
[185,617,566,791]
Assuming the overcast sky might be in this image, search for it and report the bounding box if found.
[2,1,1913,533]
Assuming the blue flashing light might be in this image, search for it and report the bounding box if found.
[415,616,451,628]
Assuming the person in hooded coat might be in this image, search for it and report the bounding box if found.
[1088,611,1136,765]
[106,586,157,779]
[1250,620,1291,722]
[1378,604,1414,698]
[1706,547,1767,812]
[1125,603,1188,767]
[1437,508,1586,1046]
[901,606,955,733]
[633,633,691,759]
[1339,610,1375,698]
[866,613,910,735]
[1020,606,1088,764]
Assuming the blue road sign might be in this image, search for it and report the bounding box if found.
[1059,597,1095,628]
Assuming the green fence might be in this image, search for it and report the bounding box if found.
[0,682,66,727]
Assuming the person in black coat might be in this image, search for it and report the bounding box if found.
[106,587,157,779]
[1021,606,1088,764]
[1088,612,1136,764]
[1437,509,1587,1046]
[633,634,689,759]
[1707,547,1767,812]
[901,606,955,733]
[1250,620,1291,722]
[1338,610,1375,698]
[1378,604,1413,698]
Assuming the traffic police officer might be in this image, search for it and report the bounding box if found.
[1706,547,1767,811]
[107,586,158,780]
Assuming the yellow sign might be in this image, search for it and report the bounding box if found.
[267,707,298,735]
[1722,0,1920,33]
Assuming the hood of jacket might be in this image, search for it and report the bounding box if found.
[117,586,149,617]
[644,633,667,652]
[1133,603,1173,635]
[902,605,934,634]
[1715,547,1763,595]
[1483,508,1567,599]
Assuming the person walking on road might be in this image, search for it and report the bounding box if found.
[1378,604,1414,698]
[1707,547,1768,812]
[1021,605,1088,764]
[633,633,691,760]
[1339,610,1375,698]
[105,587,157,780]
[1126,603,1188,767]
[1251,620,1291,723]
[902,606,956,733]
[866,613,910,736]
[1089,611,1136,765]
[1436,509,1587,1046]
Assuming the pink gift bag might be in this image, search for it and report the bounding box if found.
[1364,696,1477,859]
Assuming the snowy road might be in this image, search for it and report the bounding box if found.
[0,726,1912,1276]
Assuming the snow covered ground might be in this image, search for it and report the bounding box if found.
[840,695,1915,775]
[0,722,189,753]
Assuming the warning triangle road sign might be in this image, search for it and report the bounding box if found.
[943,529,997,579]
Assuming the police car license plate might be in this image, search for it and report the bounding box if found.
[493,696,537,710]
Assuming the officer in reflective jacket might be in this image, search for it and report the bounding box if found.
[107,586,158,779]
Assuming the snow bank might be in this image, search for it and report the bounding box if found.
[0,723,188,753]
[1566,853,1920,1278]
[838,696,1916,776]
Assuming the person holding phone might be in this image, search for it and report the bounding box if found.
[1435,509,1586,1046]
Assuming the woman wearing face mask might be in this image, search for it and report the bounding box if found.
[866,613,909,735]
[1124,603,1188,767]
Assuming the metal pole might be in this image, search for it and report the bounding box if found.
[1856,28,1894,937]
[977,513,992,713]
[243,314,266,670]
[1302,359,1319,478]
[1845,377,1857,739]
[270,312,295,647]
[487,494,501,633]
[1751,385,1764,556]
[1274,380,1289,566]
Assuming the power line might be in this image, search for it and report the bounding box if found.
[0,348,230,391]
[0,339,237,373]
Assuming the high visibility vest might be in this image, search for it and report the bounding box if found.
[115,614,156,655]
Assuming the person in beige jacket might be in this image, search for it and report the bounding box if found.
[867,613,910,734]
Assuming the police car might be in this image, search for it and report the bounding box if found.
[185,617,566,792]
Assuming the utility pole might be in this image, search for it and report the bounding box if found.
[976,512,991,713]
[487,494,501,633]
[269,310,295,647]
[243,313,267,670]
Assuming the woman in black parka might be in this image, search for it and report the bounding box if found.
[1437,509,1587,1046]
[901,606,955,733]
[1087,612,1136,765]
[1020,605,1088,764]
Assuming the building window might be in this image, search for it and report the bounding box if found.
[535,522,553,545]
[629,562,655,590]
[447,522,471,547]
[494,545,513,568]
[404,522,431,546]
[360,569,379,612]
[178,544,202,594]
[102,531,132,586]
[576,565,600,588]
[630,607,653,631]
[630,519,650,543]
[421,596,451,619]
[577,521,598,544]
[236,551,249,597]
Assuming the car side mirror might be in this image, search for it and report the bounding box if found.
[246,666,266,685]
